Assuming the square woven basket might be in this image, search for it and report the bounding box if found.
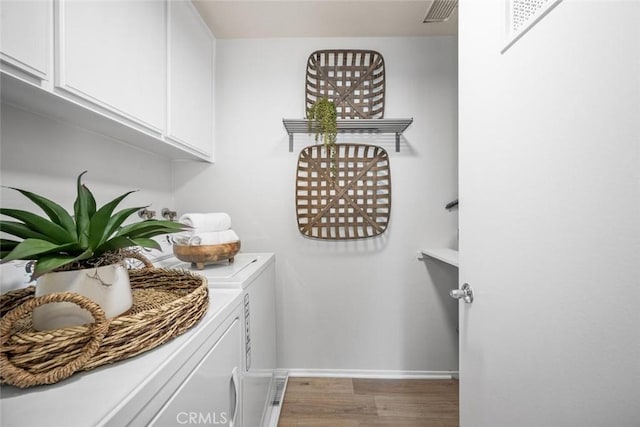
[305,49,385,119]
[296,143,391,240]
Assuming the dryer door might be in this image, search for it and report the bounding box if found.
[150,319,242,427]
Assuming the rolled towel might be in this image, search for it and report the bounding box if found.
[178,213,231,232]
[188,230,240,246]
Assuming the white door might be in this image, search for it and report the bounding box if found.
[458,1,639,426]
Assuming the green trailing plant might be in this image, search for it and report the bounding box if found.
[307,98,338,179]
[0,171,187,278]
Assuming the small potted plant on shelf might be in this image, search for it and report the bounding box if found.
[0,171,186,331]
[307,97,338,179]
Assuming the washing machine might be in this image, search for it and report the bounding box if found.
[148,240,279,427]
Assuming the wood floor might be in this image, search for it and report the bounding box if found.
[277,377,459,427]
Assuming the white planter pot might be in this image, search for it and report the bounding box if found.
[32,264,132,331]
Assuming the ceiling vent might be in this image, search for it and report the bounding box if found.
[423,0,458,23]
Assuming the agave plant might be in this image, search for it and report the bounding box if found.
[0,172,186,278]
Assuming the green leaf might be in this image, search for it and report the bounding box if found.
[0,209,75,244]
[131,238,161,251]
[115,220,186,239]
[0,239,74,263]
[93,236,137,255]
[74,172,96,248]
[0,239,20,253]
[31,255,77,277]
[99,206,145,244]
[87,191,137,250]
[85,188,97,218]
[126,227,188,239]
[7,187,76,235]
[0,220,50,241]
[31,248,93,278]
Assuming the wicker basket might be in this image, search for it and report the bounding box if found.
[296,143,391,240]
[0,261,209,388]
[306,49,386,119]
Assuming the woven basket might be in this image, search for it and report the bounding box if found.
[0,258,209,388]
[306,49,385,119]
[296,143,391,240]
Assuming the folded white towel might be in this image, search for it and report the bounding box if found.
[188,230,240,246]
[179,213,231,232]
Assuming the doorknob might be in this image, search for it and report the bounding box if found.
[450,283,474,303]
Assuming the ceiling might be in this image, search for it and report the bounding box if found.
[192,1,458,39]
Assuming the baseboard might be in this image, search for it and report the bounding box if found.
[286,369,458,380]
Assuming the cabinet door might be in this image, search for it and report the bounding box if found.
[0,0,50,82]
[150,319,242,427]
[167,0,214,157]
[56,0,165,132]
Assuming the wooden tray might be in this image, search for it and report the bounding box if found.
[173,241,241,269]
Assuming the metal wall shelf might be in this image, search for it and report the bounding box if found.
[283,118,413,152]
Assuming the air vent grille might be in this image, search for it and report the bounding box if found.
[271,376,287,406]
[423,0,458,23]
[512,0,553,31]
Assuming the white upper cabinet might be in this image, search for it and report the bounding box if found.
[0,0,214,161]
[55,0,166,133]
[0,0,51,83]
[167,0,214,157]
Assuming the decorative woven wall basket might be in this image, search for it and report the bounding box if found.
[296,143,391,240]
[306,49,385,119]
[0,263,209,388]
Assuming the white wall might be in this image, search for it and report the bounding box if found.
[0,103,174,229]
[174,36,459,372]
[459,0,639,425]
